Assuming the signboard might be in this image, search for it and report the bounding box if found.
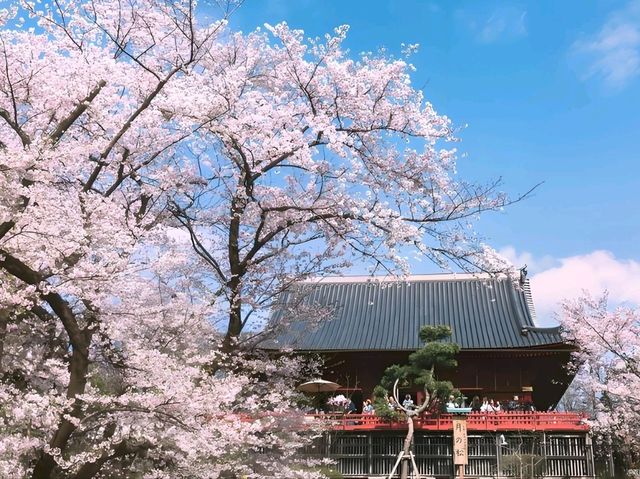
[453,418,468,465]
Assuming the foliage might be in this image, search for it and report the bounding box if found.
[0,1,323,476]
[500,454,545,479]
[499,434,546,479]
[556,367,597,414]
[0,0,518,477]
[162,17,521,353]
[379,325,460,411]
[314,467,344,479]
[559,293,640,474]
[372,385,402,421]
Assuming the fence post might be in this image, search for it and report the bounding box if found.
[368,432,373,476]
[495,433,502,479]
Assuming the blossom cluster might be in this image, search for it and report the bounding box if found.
[560,293,640,455]
[0,0,512,477]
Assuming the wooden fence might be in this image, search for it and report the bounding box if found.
[304,431,595,478]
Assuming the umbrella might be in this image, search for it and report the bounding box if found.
[297,379,342,393]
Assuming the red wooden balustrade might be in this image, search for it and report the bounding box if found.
[306,411,589,432]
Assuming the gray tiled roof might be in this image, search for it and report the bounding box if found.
[264,275,563,351]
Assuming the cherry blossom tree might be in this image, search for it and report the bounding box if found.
[0,1,324,478]
[0,0,526,477]
[559,293,640,469]
[168,22,530,353]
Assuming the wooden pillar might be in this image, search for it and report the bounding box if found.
[367,433,373,476]
[541,432,547,476]
[496,433,503,479]
[586,433,596,477]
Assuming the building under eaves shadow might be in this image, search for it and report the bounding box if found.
[262,273,595,479]
[263,273,575,412]
[263,274,595,479]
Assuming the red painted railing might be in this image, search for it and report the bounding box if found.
[308,411,589,432]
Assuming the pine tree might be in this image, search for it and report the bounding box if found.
[376,325,460,413]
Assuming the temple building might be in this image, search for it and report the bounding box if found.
[267,273,573,410]
[265,273,594,478]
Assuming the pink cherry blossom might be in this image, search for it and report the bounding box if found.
[559,293,640,457]
[1,0,520,477]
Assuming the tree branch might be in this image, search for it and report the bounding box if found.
[50,80,107,143]
[0,108,31,147]
[83,66,182,192]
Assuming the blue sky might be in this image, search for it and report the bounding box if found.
[230,0,640,322]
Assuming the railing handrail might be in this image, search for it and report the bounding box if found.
[305,411,589,432]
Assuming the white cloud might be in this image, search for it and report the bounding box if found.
[459,6,527,44]
[480,8,527,43]
[571,1,640,89]
[502,248,640,326]
[497,245,558,275]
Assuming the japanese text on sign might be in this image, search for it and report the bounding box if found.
[452,418,468,465]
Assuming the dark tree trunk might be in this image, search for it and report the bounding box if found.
[222,283,243,354]
[400,414,414,479]
[32,336,92,479]
[223,182,246,354]
[0,250,93,479]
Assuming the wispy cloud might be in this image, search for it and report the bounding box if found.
[571,1,640,90]
[500,247,640,325]
[480,8,527,43]
[458,6,528,44]
[498,246,558,275]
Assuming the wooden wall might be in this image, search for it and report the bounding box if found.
[320,347,573,411]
